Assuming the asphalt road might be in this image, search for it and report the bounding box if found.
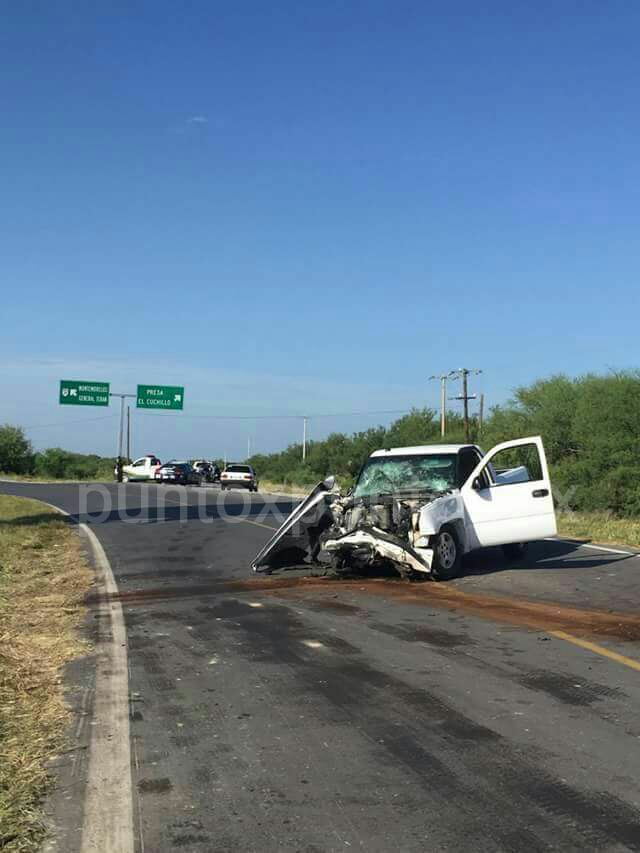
[4,480,640,852]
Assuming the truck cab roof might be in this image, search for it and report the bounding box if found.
[369,444,480,457]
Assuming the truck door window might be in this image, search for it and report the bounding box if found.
[488,443,543,486]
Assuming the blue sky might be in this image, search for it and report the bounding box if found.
[2,1,639,460]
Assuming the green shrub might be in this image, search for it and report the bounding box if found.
[250,372,640,517]
[0,424,34,474]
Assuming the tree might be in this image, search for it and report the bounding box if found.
[0,424,34,474]
[245,370,640,514]
[384,409,439,447]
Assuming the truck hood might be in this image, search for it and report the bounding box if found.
[251,476,338,573]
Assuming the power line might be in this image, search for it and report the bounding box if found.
[135,407,414,421]
[24,414,119,431]
[23,406,419,443]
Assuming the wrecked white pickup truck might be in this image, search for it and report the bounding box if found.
[251,436,557,580]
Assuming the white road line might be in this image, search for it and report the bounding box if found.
[159,495,183,505]
[243,518,280,531]
[302,639,325,649]
[545,537,633,556]
[42,501,134,853]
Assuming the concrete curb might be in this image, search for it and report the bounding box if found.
[41,501,134,853]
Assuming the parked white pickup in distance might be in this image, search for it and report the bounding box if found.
[115,454,162,482]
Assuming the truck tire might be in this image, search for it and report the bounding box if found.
[431,526,462,581]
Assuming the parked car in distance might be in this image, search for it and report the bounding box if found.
[116,454,162,482]
[251,436,557,581]
[220,464,259,492]
[156,461,201,486]
[192,460,220,483]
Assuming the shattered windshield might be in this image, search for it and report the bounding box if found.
[353,453,457,498]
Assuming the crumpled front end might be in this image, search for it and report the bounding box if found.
[324,527,435,576]
[323,492,463,579]
[251,478,465,581]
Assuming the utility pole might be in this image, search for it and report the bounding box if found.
[247,436,251,460]
[429,371,458,437]
[478,393,485,435]
[302,416,308,462]
[126,405,131,460]
[117,397,125,467]
[450,368,482,442]
[110,393,136,481]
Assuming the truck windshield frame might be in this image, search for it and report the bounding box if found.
[353,453,458,498]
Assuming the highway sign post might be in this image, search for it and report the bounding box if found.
[137,384,185,410]
[59,380,110,406]
[58,379,185,483]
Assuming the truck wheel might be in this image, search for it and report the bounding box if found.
[328,553,352,577]
[502,542,527,561]
[432,526,462,581]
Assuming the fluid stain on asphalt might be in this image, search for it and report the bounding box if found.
[370,621,473,648]
[301,597,366,616]
[88,573,640,643]
[231,576,640,642]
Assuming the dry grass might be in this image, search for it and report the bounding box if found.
[557,510,640,549]
[0,475,108,484]
[259,479,312,497]
[0,496,92,852]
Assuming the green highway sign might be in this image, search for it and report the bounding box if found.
[137,384,185,410]
[60,380,110,406]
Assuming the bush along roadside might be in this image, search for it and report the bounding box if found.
[0,496,92,852]
[0,426,115,481]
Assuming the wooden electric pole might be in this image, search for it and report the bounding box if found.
[429,371,458,437]
[450,368,482,442]
[302,416,308,461]
[126,405,131,460]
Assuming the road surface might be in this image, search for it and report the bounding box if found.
[3,480,640,852]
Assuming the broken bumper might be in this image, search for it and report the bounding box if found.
[323,527,434,575]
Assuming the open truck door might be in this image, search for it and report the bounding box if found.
[461,436,557,550]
